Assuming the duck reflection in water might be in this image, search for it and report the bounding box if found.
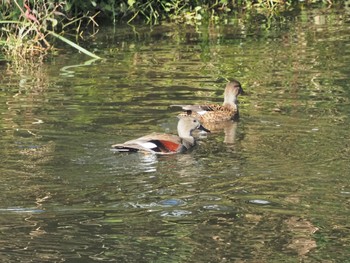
[199,121,238,145]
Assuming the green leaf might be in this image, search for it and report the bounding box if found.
[46,18,58,28]
[48,31,101,59]
[128,0,136,7]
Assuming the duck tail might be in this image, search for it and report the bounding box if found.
[111,145,140,153]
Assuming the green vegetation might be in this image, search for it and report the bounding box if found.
[0,0,100,61]
[0,0,345,61]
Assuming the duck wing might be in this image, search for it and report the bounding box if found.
[112,133,183,154]
[171,104,219,114]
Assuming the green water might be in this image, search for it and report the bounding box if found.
[1,7,350,263]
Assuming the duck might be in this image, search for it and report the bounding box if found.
[171,80,243,122]
[111,116,210,154]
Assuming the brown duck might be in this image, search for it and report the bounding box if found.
[172,80,243,122]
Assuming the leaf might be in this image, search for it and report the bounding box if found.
[46,18,58,28]
[195,13,202,20]
[128,0,136,7]
[48,30,101,59]
[102,4,113,12]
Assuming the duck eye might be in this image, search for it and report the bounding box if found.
[193,120,197,123]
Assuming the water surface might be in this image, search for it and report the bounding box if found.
[1,7,350,262]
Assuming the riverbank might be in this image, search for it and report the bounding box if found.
[0,0,347,62]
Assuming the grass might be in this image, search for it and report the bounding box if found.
[0,0,100,62]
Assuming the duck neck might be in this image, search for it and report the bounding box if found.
[178,129,195,148]
[223,94,238,109]
[181,137,195,150]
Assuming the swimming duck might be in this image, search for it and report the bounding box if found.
[172,80,243,122]
[111,116,210,154]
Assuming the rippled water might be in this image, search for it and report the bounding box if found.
[1,6,350,262]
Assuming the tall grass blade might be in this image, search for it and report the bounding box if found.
[48,30,101,59]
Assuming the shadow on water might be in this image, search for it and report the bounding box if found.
[1,6,350,263]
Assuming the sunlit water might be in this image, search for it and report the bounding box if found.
[1,6,350,263]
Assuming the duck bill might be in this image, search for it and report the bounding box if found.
[198,124,210,133]
[239,87,245,95]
